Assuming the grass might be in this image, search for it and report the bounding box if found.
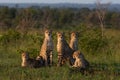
[0,28,120,80]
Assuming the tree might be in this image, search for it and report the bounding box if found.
[40,7,53,29]
[16,8,38,33]
[96,0,111,37]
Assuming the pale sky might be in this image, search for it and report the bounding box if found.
[0,0,119,4]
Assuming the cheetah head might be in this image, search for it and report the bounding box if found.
[71,32,78,40]
[22,52,29,61]
[73,50,80,59]
[57,32,64,41]
[45,29,52,38]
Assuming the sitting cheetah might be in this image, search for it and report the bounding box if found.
[39,29,54,66]
[72,50,85,68]
[69,32,78,51]
[72,50,89,69]
[21,52,43,68]
[56,32,74,66]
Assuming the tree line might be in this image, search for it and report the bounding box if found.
[0,6,120,31]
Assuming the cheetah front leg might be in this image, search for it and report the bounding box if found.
[72,60,78,67]
[57,55,63,67]
[44,55,48,66]
[50,51,53,66]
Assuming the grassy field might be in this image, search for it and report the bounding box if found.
[0,28,120,80]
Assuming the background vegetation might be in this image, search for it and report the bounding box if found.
[0,6,120,80]
[0,6,120,30]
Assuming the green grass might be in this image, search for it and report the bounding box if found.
[0,28,120,80]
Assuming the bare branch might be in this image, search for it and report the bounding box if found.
[95,0,111,37]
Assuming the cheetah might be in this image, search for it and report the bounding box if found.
[21,52,43,68]
[39,29,54,66]
[72,50,85,68]
[72,50,89,69]
[56,32,74,66]
[69,32,78,51]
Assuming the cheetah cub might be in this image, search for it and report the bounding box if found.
[69,32,78,51]
[72,50,85,68]
[21,52,42,68]
[39,29,54,66]
[56,32,74,66]
[72,50,89,69]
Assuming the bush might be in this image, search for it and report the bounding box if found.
[26,48,39,58]
[0,29,21,45]
[79,27,108,54]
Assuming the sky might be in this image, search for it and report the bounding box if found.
[0,0,119,4]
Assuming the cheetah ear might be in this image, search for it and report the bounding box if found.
[76,31,81,37]
[50,29,52,33]
[56,32,59,35]
[62,32,65,35]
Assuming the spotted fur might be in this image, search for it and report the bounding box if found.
[56,32,74,66]
[69,32,79,51]
[21,52,43,68]
[72,50,89,69]
[39,29,54,66]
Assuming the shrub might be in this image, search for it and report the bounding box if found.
[0,29,21,45]
[26,48,39,58]
[79,27,108,54]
